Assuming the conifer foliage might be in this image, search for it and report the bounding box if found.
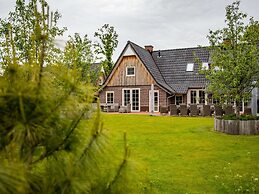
[0,1,149,193]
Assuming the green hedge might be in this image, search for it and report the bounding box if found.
[222,114,259,120]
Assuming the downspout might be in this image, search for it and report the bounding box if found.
[167,94,175,106]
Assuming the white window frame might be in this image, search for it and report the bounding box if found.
[153,90,159,112]
[126,66,135,76]
[106,91,114,104]
[149,90,159,112]
[190,90,197,104]
[175,95,183,105]
[122,89,131,106]
[188,89,207,105]
[199,90,206,104]
[98,76,104,86]
[202,62,209,70]
[122,88,140,112]
[186,63,194,72]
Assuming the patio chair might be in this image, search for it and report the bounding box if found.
[201,105,211,116]
[126,104,131,113]
[179,104,188,116]
[189,104,199,116]
[224,105,234,115]
[160,106,168,115]
[214,105,223,117]
[107,105,115,112]
[243,107,251,115]
[170,104,178,116]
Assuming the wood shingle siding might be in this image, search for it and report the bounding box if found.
[107,56,155,86]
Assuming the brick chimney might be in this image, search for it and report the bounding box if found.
[144,45,154,53]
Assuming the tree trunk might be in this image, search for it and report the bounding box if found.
[235,101,241,117]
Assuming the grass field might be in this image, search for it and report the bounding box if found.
[102,113,259,194]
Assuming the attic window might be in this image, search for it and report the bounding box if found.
[186,63,194,72]
[202,62,209,70]
[126,66,135,76]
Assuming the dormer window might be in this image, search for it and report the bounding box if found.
[126,66,135,76]
[186,63,194,72]
[202,62,209,70]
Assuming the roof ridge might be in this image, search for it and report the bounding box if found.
[128,41,174,93]
[153,46,209,53]
[150,51,174,91]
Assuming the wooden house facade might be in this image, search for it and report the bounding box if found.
[99,41,259,114]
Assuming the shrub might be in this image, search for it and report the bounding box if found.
[222,114,259,120]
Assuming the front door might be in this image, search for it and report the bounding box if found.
[149,90,159,112]
[122,89,140,112]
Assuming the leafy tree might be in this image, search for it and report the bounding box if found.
[63,33,101,84]
[203,0,259,114]
[0,0,66,67]
[94,24,118,76]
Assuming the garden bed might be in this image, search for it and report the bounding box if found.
[214,118,259,135]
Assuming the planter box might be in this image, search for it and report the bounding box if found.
[214,118,259,135]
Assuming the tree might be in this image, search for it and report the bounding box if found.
[63,33,101,84]
[0,0,66,67]
[94,24,118,76]
[0,1,149,193]
[203,0,259,115]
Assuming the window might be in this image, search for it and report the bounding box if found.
[106,91,114,104]
[122,88,140,112]
[191,91,197,104]
[202,62,209,70]
[98,77,104,86]
[199,91,205,104]
[207,93,213,104]
[214,66,220,71]
[213,98,220,104]
[175,95,183,105]
[186,63,194,71]
[149,90,159,112]
[132,89,140,111]
[126,66,135,76]
[123,89,131,106]
[154,91,159,112]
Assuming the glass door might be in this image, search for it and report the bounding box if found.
[131,89,140,111]
[149,90,159,112]
[123,89,130,106]
[154,91,159,112]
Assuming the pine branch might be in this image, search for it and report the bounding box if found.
[105,132,129,193]
[32,108,86,164]
[79,102,102,161]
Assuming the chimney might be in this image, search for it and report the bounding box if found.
[223,38,231,46]
[144,45,153,53]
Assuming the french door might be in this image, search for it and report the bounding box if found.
[149,90,159,112]
[122,89,140,112]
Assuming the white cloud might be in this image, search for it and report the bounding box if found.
[1,0,259,60]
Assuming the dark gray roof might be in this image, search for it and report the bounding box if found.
[128,41,174,93]
[102,41,210,94]
[152,47,210,93]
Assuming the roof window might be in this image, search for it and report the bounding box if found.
[186,63,194,71]
[202,62,209,70]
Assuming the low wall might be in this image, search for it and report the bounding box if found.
[214,118,259,135]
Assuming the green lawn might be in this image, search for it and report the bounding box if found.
[102,114,259,194]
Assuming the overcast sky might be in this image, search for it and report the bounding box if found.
[1,0,259,59]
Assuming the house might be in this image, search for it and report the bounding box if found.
[99,41,259,114]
